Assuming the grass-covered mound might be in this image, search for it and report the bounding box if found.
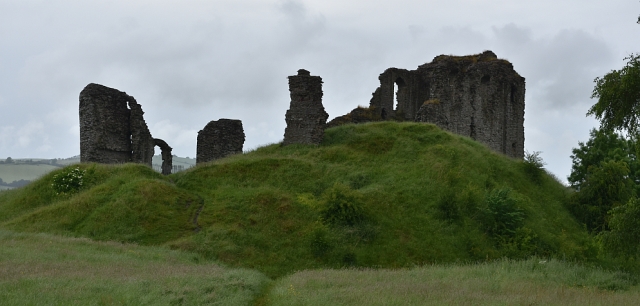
[0,122,592,277]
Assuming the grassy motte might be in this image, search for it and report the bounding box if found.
[1,122,593,278]
[0,229,268,305]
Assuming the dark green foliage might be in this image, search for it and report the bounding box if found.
[522,151,546,184]
[569,160,634,233]
[478,187,525,238]
[568,129,639,191]
[588,54,640,133]
[599,197,640,258]
[309,226,332,257]
[568,128,639,233]
[436,191,462,222]
[319,183,366,227]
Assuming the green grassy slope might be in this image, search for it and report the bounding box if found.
[0,122,592,278]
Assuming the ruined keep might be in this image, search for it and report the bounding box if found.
[365,50,525,158]
[79,83,173,174]
[196,119,245,164]
[282,69,329,146]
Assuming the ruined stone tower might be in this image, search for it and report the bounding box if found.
[283,69,329,146]
[196,119,245,164]
[79,83,173,174]
[366,51,525,158]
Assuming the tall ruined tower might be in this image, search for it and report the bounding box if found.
[367,51,525,158]
[79,83,173,174]
[283,69,329,146]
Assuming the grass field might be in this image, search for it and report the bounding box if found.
[265,259,640,305]
[0,229,269,305]
[2,228,638,305]
[0,164,60,183]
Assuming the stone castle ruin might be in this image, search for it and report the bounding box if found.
[282,69,329,146]
[79,51,524,172]
[196,119,245,164]
[79,83,173,175]
[329,50,525,158]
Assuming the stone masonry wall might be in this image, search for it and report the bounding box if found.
[413,51,525,158]
[282,69,328,146]
[80,83,134,164]
[196,119,245,164]
[365,51,525,158]
[79,83,173,173]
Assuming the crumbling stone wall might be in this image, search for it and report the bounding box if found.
[413,51,525,158]
[154,138,173,175]
[129,98,155,166]
[283,69,329,146]
[365,51,525,158]
[79,83,173,173]
[79,83,133,164]
[196,119,245,164]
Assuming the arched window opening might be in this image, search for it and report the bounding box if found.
[394,77,406,111]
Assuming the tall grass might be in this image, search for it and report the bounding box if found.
[265,258,640,305]
[0,229,269,305]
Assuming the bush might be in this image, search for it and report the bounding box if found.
[319,183,366,226]
[478,187,525,238]
[599,197,640,258]
[309,225,332,258]
[523,151,546,184]
[51,167,86,195]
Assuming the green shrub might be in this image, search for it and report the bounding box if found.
[51,167,86,195]
[599,197,640,258]
[319,183,366,226]
[436,191,462,222]
[309,225,332,258]
[478,187,525,238]
[522,151,546,184]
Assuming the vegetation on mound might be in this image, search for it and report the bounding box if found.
[0,122,593,277]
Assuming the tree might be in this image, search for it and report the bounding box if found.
[569,128,640,191]
[5,157,13,164]
[568,129,638,233]
[587,54,640,133]
[599,197,640,258]
[571,160,635,233]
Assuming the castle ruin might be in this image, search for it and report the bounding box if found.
[79,83,173,174]
[331,50,525,158]
[79,51,525,169]
[196,119,245,164]
[282,69,329,146]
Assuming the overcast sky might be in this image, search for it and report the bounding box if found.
[1,0,639,183]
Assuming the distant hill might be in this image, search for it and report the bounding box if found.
[0,155,195,190]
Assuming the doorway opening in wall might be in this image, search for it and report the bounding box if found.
[394,77,406,111]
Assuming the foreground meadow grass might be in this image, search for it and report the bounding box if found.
[0,230,269,305]
[265,258,640,306]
